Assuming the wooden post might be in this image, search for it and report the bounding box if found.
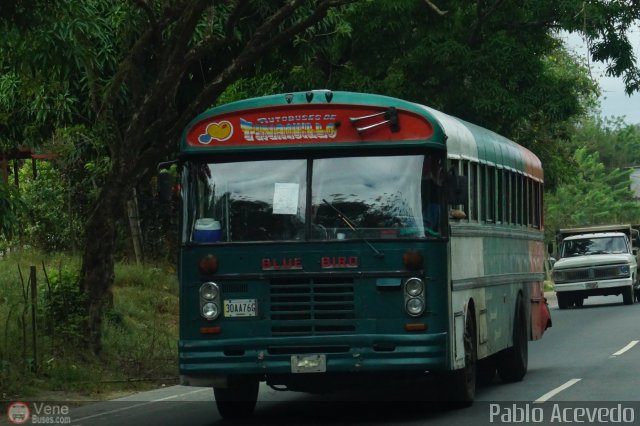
[30,266,38,373]
[127,188,144,264]
[13,159,19,188]
[1,156,8,184]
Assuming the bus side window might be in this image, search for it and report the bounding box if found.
[421,156,444,234]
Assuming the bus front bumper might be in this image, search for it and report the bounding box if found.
[179,332,447,387]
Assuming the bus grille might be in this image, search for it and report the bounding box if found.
[270,277,355,336]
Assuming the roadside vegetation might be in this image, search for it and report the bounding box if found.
[0,249,179,400]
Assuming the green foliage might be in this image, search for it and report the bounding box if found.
[567,116,640,169]
[0,250,178,398]
[17,161,84,252]
[13,123,113,252]
[544,147,640,240]
[42,266,86,345]
[0,0,121,150]
[216,74,286,106]
[0,182,24,240]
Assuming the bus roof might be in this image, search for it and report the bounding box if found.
[181,90,542,181]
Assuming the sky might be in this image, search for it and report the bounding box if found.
[562,27,640,125]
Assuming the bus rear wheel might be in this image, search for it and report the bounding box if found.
[497,295,528,383]
[213,377,259,420]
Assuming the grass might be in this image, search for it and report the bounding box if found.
[0,248,179,401]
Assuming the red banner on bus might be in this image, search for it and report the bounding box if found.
[185,105,434,147]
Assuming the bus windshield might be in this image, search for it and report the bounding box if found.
[185,154,444,242]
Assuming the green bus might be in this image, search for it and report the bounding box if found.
[174,90,551,418]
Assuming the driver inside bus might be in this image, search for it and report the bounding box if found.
[421,155,444,236]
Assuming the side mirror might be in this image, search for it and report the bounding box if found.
[446,170,468,206]
[547,242,554,256]
[157,171,174,204]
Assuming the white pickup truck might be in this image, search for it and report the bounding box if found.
[550,225,640,309]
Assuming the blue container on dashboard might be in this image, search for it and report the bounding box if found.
[193,218,221,242]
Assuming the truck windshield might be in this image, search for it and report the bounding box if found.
[185,154,444,242]
[560,236,628,257]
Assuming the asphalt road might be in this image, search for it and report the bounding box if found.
[13,293,640,426]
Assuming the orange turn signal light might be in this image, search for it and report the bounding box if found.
[404,323,428,332]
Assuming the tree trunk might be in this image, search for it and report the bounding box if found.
[79,172,128,354]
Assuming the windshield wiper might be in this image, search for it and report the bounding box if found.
[322,199,384,259]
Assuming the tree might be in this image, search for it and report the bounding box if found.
[567,116,640,169]
[545,147,640,241]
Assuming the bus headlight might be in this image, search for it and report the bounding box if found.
[404,278,424,297]
[406,298,425,316]
[202,302,219,320]
[404,277,426,317]
[200,282,219,300]
[200,282,220,320]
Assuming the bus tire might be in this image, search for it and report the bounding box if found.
[442,309,477,406]
[476,356,497,385]
[213,378,259,420]
[497,295,528,383]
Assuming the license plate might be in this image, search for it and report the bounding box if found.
[291,354,326,373]
[223,299,257,317]
[586,282,598,289]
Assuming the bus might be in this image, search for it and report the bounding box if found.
[173,90,551,418]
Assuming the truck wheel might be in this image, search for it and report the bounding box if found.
[497,294,528,383]
[622,286,634,305]
[557,293,569,310]
[214,378,259,420]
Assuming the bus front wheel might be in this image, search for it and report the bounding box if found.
[213,377,259,420]
[442,309,477,406]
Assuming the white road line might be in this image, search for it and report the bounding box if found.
[73,388,210,423]
[610,340,639,357]
[534,378,582,403]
